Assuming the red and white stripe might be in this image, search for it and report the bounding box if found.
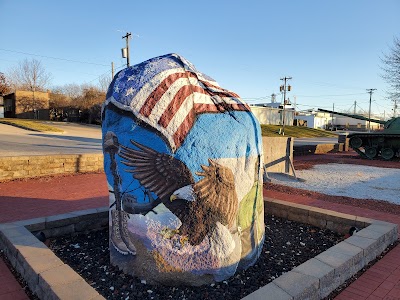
[112,68,250,151]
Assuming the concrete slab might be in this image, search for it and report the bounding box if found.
[242,282,293,300]
[315,248,356,285]
[293,258,338,298]
[21,252,64,291]
[37,264,85,299]
[273,271,319,300]
[50,280,103,300]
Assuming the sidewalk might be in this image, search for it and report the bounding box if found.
[0,173,399,299]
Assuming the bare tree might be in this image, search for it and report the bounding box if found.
[0,72,11,95]
[8,58,52,92]
[98,74,112,93]
[55,83,83,100]
[381,37,400,99]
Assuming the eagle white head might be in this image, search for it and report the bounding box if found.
[170,185,196,202]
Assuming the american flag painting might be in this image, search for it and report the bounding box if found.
[105,53,250,151]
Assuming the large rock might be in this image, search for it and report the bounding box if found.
[102,53,264,285]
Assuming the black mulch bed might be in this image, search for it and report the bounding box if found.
[48,215,344,300]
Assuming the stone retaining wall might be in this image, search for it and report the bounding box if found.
[0,154,104,181]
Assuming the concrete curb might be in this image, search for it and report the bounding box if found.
[0,200,397,300]
[243,199,398,300]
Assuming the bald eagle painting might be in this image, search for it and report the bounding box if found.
[103,53,264,284]
[119,140,238,246]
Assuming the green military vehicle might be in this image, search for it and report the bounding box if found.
[318,108,400,160]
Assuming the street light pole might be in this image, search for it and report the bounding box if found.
[280,76,292,135]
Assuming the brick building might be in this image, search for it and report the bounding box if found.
[3,90,50,120]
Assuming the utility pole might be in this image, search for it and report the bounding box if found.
[366,88,377,132]
[111,62,115,78]
[393,98,398,117]
[122,32,132,67]
[279,76,292,135]
[331,103,335,131]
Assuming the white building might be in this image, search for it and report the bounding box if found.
[250,103,295,125]
[295,110,331,129]
[334,116,382,130]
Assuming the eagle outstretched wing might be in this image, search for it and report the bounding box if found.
[194,159,238,228]
[119,140,194,202]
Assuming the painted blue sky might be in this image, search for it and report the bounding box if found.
[1,0,399,117]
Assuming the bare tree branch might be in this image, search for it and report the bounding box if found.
[381,36,400,99]
[98,74,112,93]
[7,58,52,92]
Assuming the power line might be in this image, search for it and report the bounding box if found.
[0,48,109,66]
[295,93,366,98]
[302,81,366,91]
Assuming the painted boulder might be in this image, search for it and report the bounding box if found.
[102,53,264,285]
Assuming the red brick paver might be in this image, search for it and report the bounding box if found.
[0,259,29,300]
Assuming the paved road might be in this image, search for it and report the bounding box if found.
[0,122,102,157]
[0,121,341,156]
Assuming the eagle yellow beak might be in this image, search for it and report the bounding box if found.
[170,194,177,202]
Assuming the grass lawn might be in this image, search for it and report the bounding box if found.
[261,125,338,138]
[0,118,64,132]
[0,118,336,138]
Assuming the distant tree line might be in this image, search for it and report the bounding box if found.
[50,84,106,124]
[1,58,111,124]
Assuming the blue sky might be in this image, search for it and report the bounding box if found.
[1,0,399,117]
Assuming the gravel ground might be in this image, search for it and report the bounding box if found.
[49,215,343,300]
[268,163,400,205]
